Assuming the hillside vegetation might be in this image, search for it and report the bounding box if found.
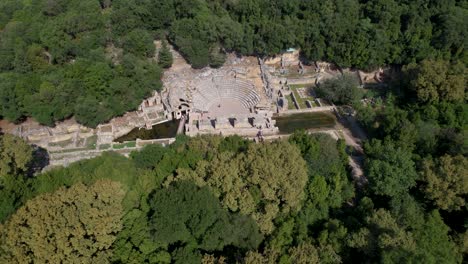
[1,0,466,126]
[1,133,466,263]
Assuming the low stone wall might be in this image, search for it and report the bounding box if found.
[286,77,318,85]
[289,90,301,110]
[277,106,336,116]
[136,138,176,147]
[45,137,177,171]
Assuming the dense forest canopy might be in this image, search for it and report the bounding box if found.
[0,0,467,263]
[0,0,466,126]
[0,133,466,263]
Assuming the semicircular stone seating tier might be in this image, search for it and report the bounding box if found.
[191,78,260,112]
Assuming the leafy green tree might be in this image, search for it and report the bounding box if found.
[389,194,425,230]
[0,73,23,121]
[112,207,171,264]
[289,132,354,235]
[30,151,137,197]
[39,20,74,64]
[148,181,262,259]
[218,135,249,153]
[209,46,226,68]
[316,74,362,105]
[0,1,23,29]
[287,242,320,264]
[74,95,112,127]
[174,140,308,234]
[244,247,280,264]
[123,29,156,58]
[383,210,462,263]
[0,180,125,263]
[42,0,67,16]
[404,59,466,104]
[364,139,418,198]
[130,143,168,169]
[0,174,29,223]
[158,41,173,68]
[0,134,33,178]
[421,155,468,211]
[431,5,468,61]
[348,208,416,260]
[172,246,202,264]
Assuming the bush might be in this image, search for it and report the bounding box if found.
[122,29,155,58]
[316,74,362,105]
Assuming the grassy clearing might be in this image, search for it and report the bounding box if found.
[289,84,316,108]
[99,144,111,150]
[49,139,73,148]
[286,94,296,109]
[49,148,90,154]
[113,141,137,149]
[86,135,98,149]
[292,90,308,109]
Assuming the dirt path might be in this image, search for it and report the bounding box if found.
[335,113,368,187]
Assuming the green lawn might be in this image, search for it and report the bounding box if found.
[289,84,316,108]
[86,135,98,149]
[99,144,111,150]
[286,94,296,109]
[49,148,90,154]
[48,139,73,148]
[113,141,137,149]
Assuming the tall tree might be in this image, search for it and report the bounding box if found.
[0,179,125,263]
[348,208,416,259]
[123,29,156,58]
[0,134,33,178]
[158,41,173,69]
[148,181,262,261]
[174,140,308,234]
[403,59,466,104]
[421,155,468,211]
[316,74,363,105]
[364,139,418,198]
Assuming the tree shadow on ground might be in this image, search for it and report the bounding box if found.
[28,145,50,176]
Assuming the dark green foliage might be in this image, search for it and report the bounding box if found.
[31,152,137,196]
[172,247,201,264]
[123,29,156,58]
[0,175,29,223]
[0,134,33,178]
[403,60,466,104]
[209,47,227,68]
[158,41,173,68]
[148,181,262,257]
[349,208,462,263]
[218,135,249,153]
[0,126,466,263]
[289,132,354,240]
[316,74,362,105]
[364,139,418,198]
[408,210,462,263]
[99,0,467,69]
[0,1,466,262]
[0,0,162,127]
[130,144,168,169]
[1,0,466,125]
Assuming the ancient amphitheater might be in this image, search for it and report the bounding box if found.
[0,46,362,169]
[191,78,260,113]
[160,51,281,137]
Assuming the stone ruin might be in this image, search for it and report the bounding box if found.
[185,112,278,137]
[158,51,277,138]
[0,46,350,155]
